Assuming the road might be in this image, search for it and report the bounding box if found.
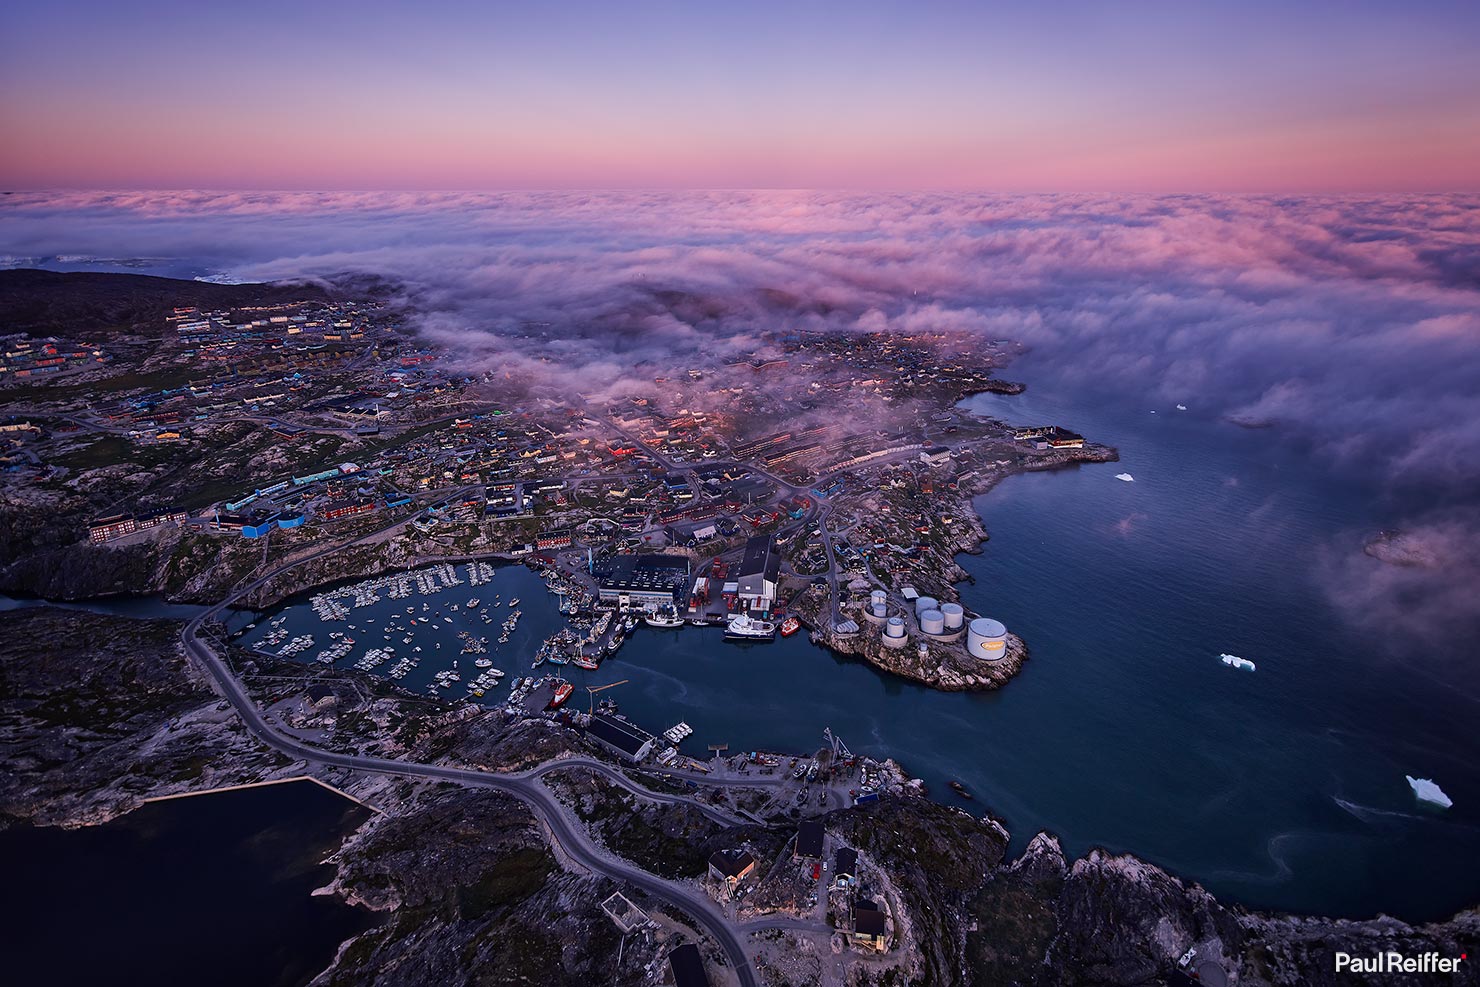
[181,532,762,986]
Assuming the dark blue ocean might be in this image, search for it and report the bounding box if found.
[241,363,1480,922]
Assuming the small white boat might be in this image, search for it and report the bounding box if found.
[1115,473,1135,482]
[1219,653,1256,671]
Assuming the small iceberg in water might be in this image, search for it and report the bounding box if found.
[1406,776,1453,809]
[1115,473,1135,482]
[1176,404,1188,411]
[1219,653,1256,671]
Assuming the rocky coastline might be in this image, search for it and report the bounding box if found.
[5,604,1478,987]
[802,443,1117,693]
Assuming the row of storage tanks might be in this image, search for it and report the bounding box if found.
[873,591,1008,661]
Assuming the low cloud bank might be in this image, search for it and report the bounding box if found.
[5,190,1479,646]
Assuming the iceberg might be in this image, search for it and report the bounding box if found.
[1406,776,1453,809]
[1219,653,1256,671]
[1115,473,1135,482]
[1176,404,1188,411]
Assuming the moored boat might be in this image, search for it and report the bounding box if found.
[780,615,801,637]
[644,605,685,628]
[547,681,574,709]
[724,613,776,641]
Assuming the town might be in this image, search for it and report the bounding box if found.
[1,273,1121,987]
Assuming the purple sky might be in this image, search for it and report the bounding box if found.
[3,1,1479,190]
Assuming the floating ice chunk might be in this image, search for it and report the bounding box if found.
[1406,776,1453,808]
[1176,404,1188,411]
[1115,473,1135,482]
[1219,653,1256,671]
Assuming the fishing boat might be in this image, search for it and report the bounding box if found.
[547,681,574,710]
[724,613,776,641]
[780,615,801,637]
[644,605,684,628]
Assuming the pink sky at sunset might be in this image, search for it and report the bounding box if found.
[3,1,1479,191]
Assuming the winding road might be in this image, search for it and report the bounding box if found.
[180,522,764,986]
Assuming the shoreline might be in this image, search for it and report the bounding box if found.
[799,442,1118,692]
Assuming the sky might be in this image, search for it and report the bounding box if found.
[3,0,1480,191]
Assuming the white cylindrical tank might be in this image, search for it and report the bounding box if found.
[967,617,1008,661]
[940,602,964,630]
[919,609,945,635]
[870,590,887,607]
[885,616,906,638]
[917,642,929,659]
[915,596,938,619]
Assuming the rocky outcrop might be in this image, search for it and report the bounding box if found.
[0,607,293,828]
[963,830,1480,987]
[813,625,1028,692]
[314,786,668,987]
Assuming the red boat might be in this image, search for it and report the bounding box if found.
[780,616,801,637]
[572,656,600,671]
[547,682,574,709]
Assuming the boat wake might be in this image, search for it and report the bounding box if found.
[1208,832,1298,885]
[1333,797,1427,825]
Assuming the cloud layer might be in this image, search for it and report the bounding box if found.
[4,189,1479,640]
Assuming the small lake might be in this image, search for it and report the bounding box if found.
[0,781,375,987]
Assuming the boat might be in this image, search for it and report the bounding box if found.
[1115,473,1135,482]
[645,605,684,628]
[573,655,600,671]
[547,682,574,710]
[780,615,801,637]
[1219,653,1256,671]
[948,780,973,800]
[724,613,777,641]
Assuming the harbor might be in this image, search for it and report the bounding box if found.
[223,382,1480,924]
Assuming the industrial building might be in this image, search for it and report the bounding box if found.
[736,534,780,613]
[595,553,691,610]
[586,714,655,762]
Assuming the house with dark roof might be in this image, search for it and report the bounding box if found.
[668,942,709,987]
[852,904,887,952]
[305,684,337,709]
[707,849,756,890]
[794,819,824,860]
[834,847,858,884]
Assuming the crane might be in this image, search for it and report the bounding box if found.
[587,679,629,716]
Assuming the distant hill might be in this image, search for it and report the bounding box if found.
[0,269,334,340]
